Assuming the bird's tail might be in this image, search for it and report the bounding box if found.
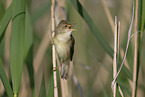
[61,60,70,79]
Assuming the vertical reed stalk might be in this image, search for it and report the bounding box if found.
[51,0,58,97]
[117,21,124,97]
[132,0,138,96]
[113,16,117,97]
[117,21,120,65]
[132,0,143,96]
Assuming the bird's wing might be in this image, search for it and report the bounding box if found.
[70,35,75,61]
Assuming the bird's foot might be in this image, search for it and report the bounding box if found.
[52,67,59,71]
[52,64,62,71]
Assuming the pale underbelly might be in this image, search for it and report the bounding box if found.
[55,43,70,61]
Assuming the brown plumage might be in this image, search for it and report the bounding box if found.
[52,20,75,79]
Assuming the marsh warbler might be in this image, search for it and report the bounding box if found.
[52,20,76,79]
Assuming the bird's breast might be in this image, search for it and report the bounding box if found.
[53,34,72,61]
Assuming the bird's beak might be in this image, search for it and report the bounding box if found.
[68,24,77,31]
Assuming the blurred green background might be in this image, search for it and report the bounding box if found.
[0,0,145,97]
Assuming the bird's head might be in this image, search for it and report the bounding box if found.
[56,20,76,34]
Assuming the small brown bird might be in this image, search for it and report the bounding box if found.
[52,20,76,79]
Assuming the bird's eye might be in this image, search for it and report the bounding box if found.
[65,25,67,27]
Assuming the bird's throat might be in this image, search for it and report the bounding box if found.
[56,31,72,43]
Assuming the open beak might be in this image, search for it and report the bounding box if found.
[68,25,77,31]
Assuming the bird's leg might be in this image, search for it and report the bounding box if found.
[64,63,69,79]
[61,63,65,78]
[52,60,62,71]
